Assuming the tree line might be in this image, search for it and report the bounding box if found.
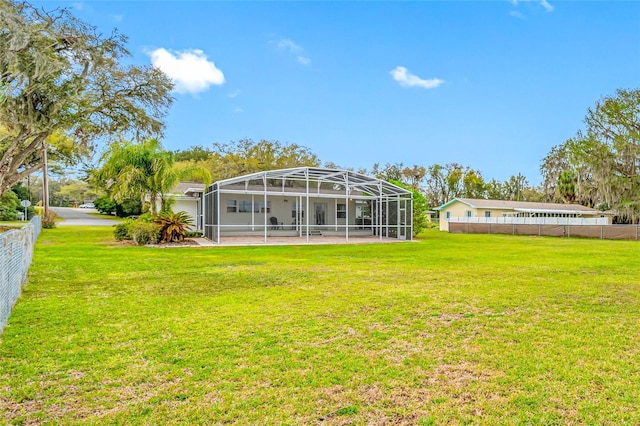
[9,90,640,223]
[541,89,640,223]
[1,2,639,226]
[171,141,542,209]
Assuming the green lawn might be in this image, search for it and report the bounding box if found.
[0,221,27,232]
[87,212,122,221]
[1,227,639,424]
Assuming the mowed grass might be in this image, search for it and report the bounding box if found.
[1,227,639,425]
[87,212,122,221]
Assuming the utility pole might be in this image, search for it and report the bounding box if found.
[42,143,49,217]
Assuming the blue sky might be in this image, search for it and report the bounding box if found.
[38,1,640,184]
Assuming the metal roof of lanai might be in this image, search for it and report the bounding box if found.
[212,167,412,197]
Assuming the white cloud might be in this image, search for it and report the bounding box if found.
[511,0,554,13]
[390,66,444,89]
[276,39,303,54]
[228,90,240,98]
[233,107,243,114]
[272,38,311,66]
[110,14,124,23]
[540,0,554,12]
[509,10,525,19]
[149,48,225,95]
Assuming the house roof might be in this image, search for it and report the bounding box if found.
[171,182,206,195]
[435,197,600,215]
[210,167,412,197]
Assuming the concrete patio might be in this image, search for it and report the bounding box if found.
[192,235,410,247]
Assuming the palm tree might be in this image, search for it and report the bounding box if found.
[95,139,211,215]
[557,169,577,203]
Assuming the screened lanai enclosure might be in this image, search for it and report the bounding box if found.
[203,167,413,244]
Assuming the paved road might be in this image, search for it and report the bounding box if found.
[52,207,119,226]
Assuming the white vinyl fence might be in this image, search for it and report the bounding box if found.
[0,216,41,333]
[449,216,609,226]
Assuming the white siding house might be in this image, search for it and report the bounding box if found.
[435,198,610,231]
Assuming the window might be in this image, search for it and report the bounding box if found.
[337,203,346,219]
[355,200,371,218]
[465,210,472,218]
[238,200,253,213]
[445,211,451,220]
[485,211,491,218]
[227,200,270,214]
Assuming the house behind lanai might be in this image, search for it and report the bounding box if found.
[165,182,205,231]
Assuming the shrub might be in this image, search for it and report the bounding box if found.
[389,179,429,237]
[42,210,57,229]
[185,231,203,238]
[113,218,136,241]
[136,212,154,223]
[0,206,19,221]
[0,190,20,220]
[154,211,193,243]
[113,223,130,241]
[129,221,160,245]
[115,198,142,218]
[94,195,117,215]
[95,195,144,218]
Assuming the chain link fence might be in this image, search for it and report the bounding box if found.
[1,216,41,333]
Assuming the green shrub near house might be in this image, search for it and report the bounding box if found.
[129,221,160,245]
[113,211,192,245]
[154,211,193,242]
[389,179,429,236]
[113,218,135,241]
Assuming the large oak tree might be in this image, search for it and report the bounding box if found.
[541,89,640,222]
[0,1,173,196]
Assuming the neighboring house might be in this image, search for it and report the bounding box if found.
[203,167,413,244]
[435,198,611,231]
[156,182,205,231]
[425,210,438,223]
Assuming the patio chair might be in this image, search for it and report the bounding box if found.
[269,216,281,230]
